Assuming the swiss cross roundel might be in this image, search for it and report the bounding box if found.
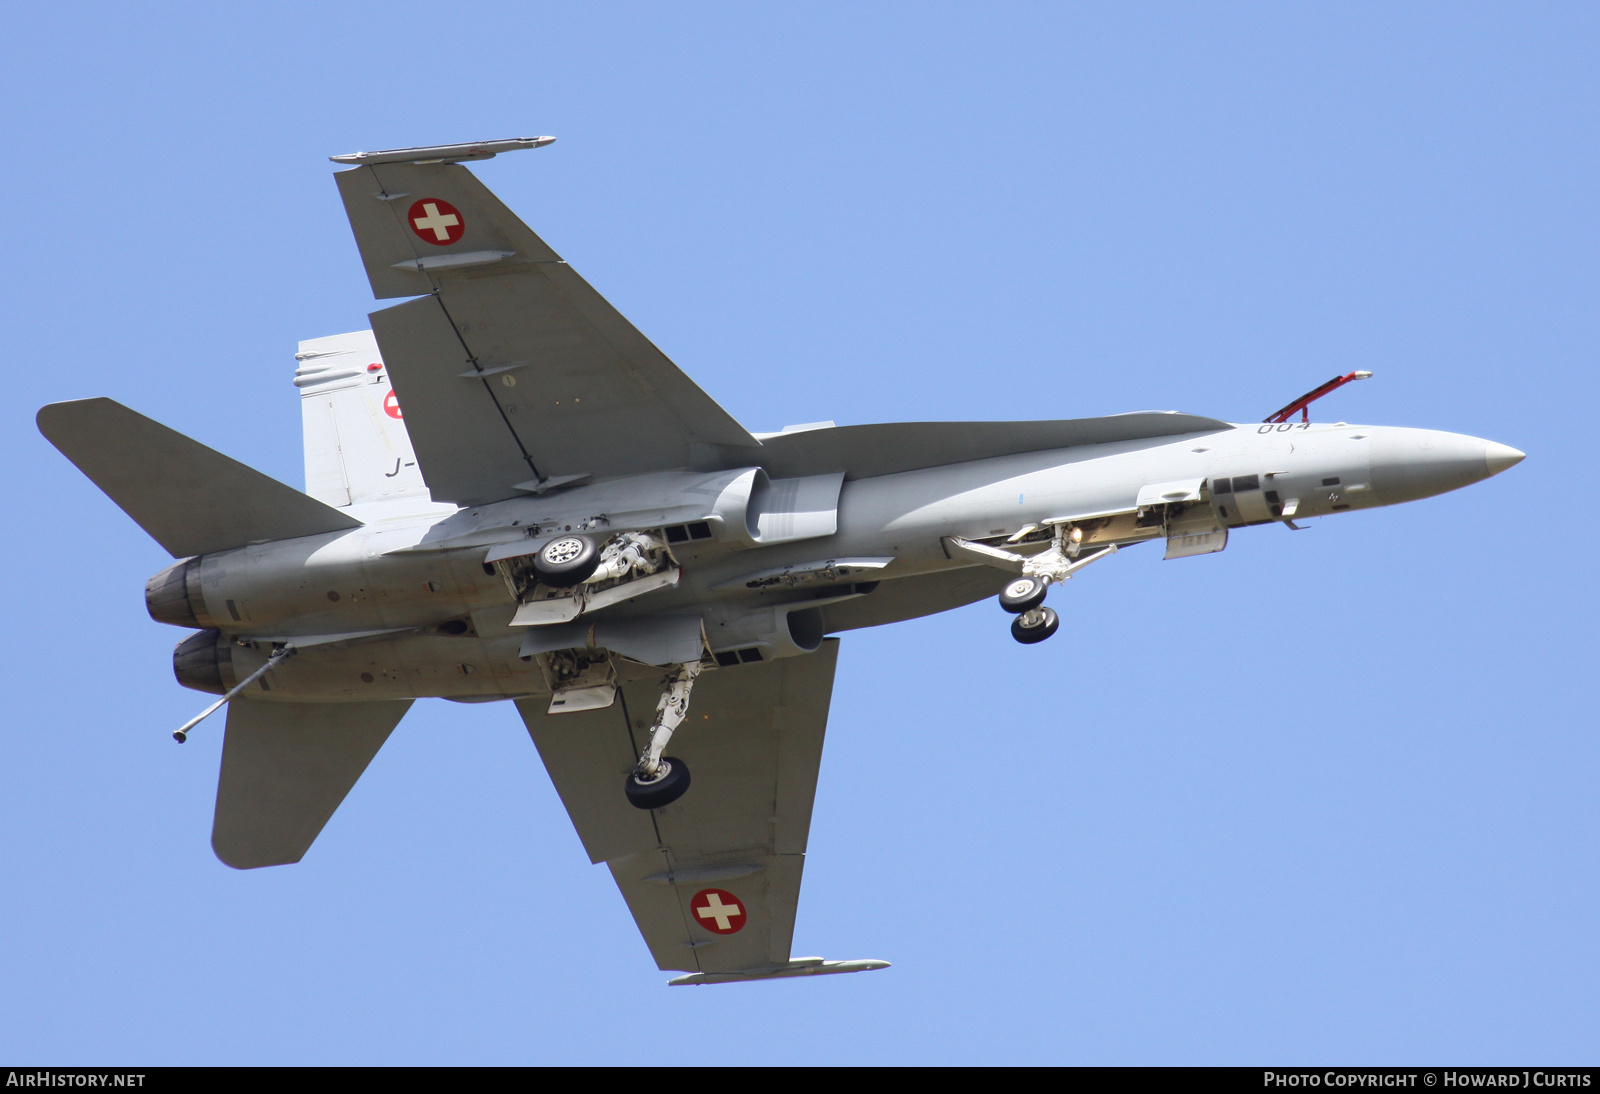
[383,390,403,419]
[408,198,465,245]
[690,888,746,934]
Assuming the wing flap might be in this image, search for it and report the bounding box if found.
[37,398,362,558]
[212,697,411,869]
[517,688,659,865]
[368,296,538,505]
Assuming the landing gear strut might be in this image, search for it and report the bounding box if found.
[624,662,700,810]
[989,530,1119,644]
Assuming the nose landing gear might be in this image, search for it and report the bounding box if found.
[976,533,1119,644]
[998,576,1058,644]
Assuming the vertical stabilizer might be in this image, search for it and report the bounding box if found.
[295,330,430,507]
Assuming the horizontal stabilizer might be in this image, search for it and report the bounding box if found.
[37,398,362,558]
[213,697,412,869]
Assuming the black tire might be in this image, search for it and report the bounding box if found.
[625,757,691,810]
[998,575,1048,614]
[1011,606,1060,644]
[534,534,600,587]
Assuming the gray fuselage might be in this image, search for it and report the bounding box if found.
[153,420,1518,702]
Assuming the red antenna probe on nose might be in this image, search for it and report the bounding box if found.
[1264,371,1373,424]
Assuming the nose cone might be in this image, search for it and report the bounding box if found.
[1485,442,1525,476]
[1370,428,1524,506]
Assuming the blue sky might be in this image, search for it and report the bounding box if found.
[2,1,1595,1064]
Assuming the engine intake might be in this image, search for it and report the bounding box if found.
[705,603,826,663]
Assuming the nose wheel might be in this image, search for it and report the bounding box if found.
[976,534,1119,645]
[998,575,1057,644]
[1011,606,1059,644]
[998,576,1048,613]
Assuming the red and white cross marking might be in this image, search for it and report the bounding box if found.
[383,390,403,419]
[407,198,465,245]
[690,888,746,934]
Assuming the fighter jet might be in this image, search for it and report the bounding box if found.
[36,138,1525,986]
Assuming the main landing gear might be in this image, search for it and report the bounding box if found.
[626,756,691,810]
[624,662,701,810]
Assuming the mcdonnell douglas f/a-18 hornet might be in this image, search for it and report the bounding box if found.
[38,138,1524,985]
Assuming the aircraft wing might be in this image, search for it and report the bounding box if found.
[515,640,840,978]
[333,159,760,506]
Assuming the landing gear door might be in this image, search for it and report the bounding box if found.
[1135,479,1228,559]
[1164,527,1227,559]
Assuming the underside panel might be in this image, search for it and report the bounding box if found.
[819,566,1013,633]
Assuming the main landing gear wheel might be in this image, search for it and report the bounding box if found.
[1011,606,1059,644]
[625,757,691,810]
[533,535,600,587]
[998,575,1048,614]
